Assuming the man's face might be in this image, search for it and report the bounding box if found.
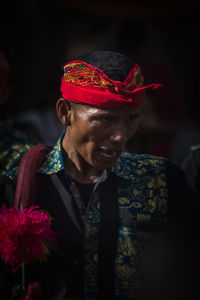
[64,103,140,172]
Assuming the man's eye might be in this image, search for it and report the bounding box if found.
[102,116,113,122]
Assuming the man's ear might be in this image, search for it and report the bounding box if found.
[56,98,71,126]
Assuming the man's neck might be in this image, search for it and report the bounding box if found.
[61,142,102,184]
[65,161,103,183]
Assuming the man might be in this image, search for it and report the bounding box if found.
[4,51,199,299]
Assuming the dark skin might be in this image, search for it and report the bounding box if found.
[56,98,140,183]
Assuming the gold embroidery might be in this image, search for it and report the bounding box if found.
[132,202,142,209]
[119,197,130,205]
[137,214,151,223]
[117,264,137,277]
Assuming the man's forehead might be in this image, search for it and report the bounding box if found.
[78,103,140,115]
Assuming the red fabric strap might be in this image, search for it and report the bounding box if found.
[14,145,52,211]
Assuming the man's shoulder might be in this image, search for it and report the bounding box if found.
[119,152,168,164]
[112,152,176,180]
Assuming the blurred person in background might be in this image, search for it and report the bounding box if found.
[181,144,200,200]
[0,46,37,180]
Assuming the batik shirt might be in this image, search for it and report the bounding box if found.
[31,131,196,300]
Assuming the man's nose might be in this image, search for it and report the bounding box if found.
[110,125,128,145]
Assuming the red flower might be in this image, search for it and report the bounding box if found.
[0,205,55,272]
[25,282,43,300]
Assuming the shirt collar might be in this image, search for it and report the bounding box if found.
[38,132,65,174]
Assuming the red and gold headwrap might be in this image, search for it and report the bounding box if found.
[60,60,161,108]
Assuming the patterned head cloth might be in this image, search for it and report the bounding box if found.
[60,60,162,108]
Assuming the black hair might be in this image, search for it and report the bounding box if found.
[76,50,135,82]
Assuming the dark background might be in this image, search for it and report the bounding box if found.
[1,0,200,162]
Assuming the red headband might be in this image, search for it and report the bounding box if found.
[60,60,161,108]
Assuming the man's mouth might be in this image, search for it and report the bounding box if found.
[98,148,120,160]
